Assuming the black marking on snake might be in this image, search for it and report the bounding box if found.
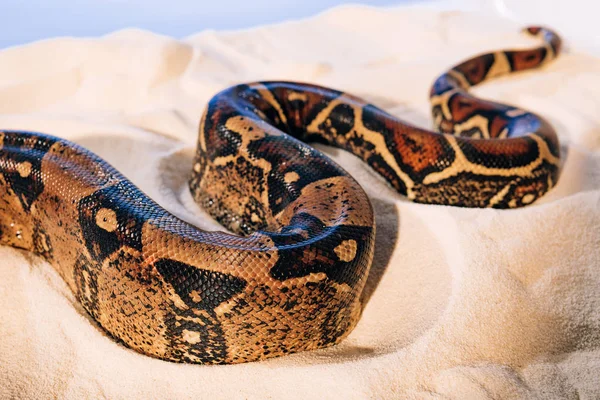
[202,100,242,161]
[447,93,512,122]
[299,89,341,133]
[505,48,548,71]
[78,181,146,261]
[237,84,291,133]
[154,258,247,310]
[167,308,228,364]
[0,132,57,211]
[319,103,356,137]
[155,259,242,363]
[267,212,372,287]
[367,152,408,194]
[247,136,345,215]
[278,95,313,139]
[265,82,344,138]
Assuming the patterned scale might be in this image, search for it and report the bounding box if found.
[0,26,560,364]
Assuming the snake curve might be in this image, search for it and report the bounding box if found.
[0,27,561,364]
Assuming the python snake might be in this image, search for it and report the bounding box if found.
[0,27,561,364]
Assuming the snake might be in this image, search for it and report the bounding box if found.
[0,27,561,364]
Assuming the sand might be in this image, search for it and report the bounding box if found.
[0,5,598,399]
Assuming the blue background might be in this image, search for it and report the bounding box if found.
[1,0,409,49]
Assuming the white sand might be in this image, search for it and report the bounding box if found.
[0,6,598,399]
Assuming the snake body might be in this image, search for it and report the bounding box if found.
[0,27,560,364]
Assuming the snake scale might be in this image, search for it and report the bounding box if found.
[0,27,561,364]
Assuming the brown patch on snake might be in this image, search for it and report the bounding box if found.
[284,171,300,183]
[276,176,373,228]
[390,128,450,174]
[334,239,358,262]
[191,149,275,235]
[217,276,362,363]
[93,247,172,359]
[141,222,278,285]
[16,161,32,178]
[95,208,118,232]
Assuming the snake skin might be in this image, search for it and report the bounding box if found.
[0,27,561,364]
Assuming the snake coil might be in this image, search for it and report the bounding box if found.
[0,27,560,363]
